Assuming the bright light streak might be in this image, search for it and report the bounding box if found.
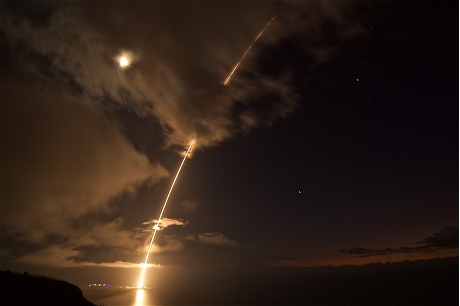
[137,138,196,288]
[223,14,277,85]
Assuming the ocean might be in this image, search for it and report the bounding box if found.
[82,287,158,306]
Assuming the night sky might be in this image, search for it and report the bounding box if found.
[1,0,458,291]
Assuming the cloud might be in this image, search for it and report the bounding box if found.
[14,245,160,268]
[1,1,375,269]
[340,247,376,255]
[186,232,240,247]
[15,245,81,268]
[1,82,167,252]
[0,2,289,151]
[144,218,188,229]
[340,227,459,257]
[151,237,185,254]
[132,218,188,255]
[419,227,459,248]
[141,218,189,232]
[1,2,371,151]
[66,219,140,249]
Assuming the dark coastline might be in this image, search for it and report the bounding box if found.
[0,270,96,306]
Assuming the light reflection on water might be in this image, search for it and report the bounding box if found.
[81,287,157,306]
[134,289,144,306]
[84,286,301,306]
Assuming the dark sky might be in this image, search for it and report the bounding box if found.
[1,1,458,288]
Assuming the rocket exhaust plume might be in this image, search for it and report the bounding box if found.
[137,138,196,288]
[223,14,277,85]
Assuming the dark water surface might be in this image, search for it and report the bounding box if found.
[81,258,459,306]
[82,287,156,306]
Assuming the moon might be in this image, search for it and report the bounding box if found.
[115,50,135,69]
[119,56,129,67]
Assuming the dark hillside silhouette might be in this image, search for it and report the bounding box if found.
[0,270,96,306]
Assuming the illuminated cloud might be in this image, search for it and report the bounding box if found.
[151,237,185,254]
[0,1,375,271]
[134,219,188,255]
[1,82,167,251]
[14,245,161,268]
[0,2,367,151]
[15,246,81,268]
[186,232,240,247]
[142,218,189,230]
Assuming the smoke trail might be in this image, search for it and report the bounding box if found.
[223,14,277,85]
[137,138,196,288]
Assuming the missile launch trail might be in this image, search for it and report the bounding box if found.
[223,14,277,85]
[137,138,196,288]
[138,15,276,286]
[137,14,275,289]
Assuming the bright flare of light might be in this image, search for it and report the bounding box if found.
[223,14,277,85]
[137,138,196,289]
